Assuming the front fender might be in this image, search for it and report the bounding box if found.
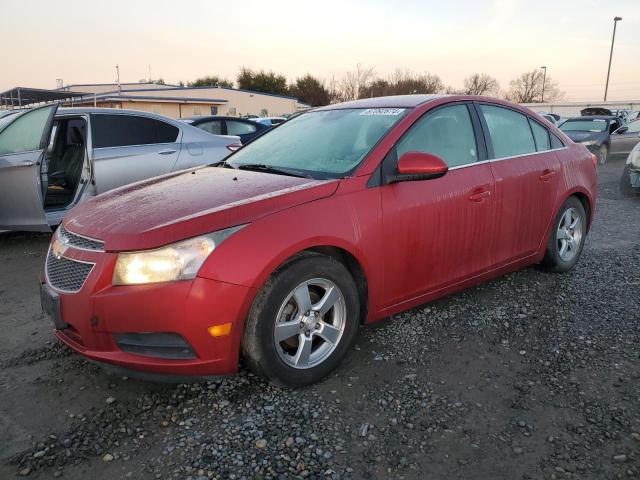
[197,179,385,319]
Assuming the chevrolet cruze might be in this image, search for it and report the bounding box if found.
[41,95,597,387]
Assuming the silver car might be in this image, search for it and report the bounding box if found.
[0,105,240,231]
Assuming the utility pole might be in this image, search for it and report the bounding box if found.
[604,16,622,102]
[540,66,547,103]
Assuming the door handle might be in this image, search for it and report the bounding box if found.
[540,169,557,181]
[469,189,491,202]
[158,149,177,155]
[18,161,36,167]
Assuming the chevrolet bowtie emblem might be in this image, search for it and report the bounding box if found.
[52,238,67,260]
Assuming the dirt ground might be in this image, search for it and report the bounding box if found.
[0,155,638,480]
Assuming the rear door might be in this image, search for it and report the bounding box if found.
[610,120,640,160]
[381,102,497,306]
[477,103,560,265]
[90,113,182,194]
[0,105,57,231]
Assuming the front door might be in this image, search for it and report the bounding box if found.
[610,120,640,160]
[381,103,497,307]
[0,105,57,231]
[477,103,560,265]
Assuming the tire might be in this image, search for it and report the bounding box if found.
[242,255,360,387]
[619,165,636,197]
[596,144,608,165]
[541,197,587,273]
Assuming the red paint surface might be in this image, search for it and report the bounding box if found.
[51,96,597,377]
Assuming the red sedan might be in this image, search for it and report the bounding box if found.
[41,95,597,387]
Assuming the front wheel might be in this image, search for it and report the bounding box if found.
[242,255,359,387]
[541,197,587,273]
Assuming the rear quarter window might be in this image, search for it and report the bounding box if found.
[91,114,179,148]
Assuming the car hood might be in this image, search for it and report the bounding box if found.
[563,131,606,143]
[64,167,338,251]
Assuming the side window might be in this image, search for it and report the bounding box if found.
[529,119,551,151]
[91,115,178,148]
[227,121,257,135]
[197,121,222,135]
[627,120,640,133]
[0,105,55,156]
[155,120,179,143]
[396,104,478,167]
[479,105,536,158]
[550,134,565,149]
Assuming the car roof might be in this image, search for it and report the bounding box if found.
[184,115,257,122]
[314,94,443,111]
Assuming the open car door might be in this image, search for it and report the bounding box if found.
[0,104,57,231]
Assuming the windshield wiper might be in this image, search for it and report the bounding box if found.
[236,164,311,178]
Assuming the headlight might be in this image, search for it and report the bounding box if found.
[580,140,597,147]
[113,225,246,285]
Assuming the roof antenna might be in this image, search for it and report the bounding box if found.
[115,64,121,91]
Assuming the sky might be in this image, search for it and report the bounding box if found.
[1,0,639,101]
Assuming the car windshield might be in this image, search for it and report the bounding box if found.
[560,119,608,133]
[226,108,408,178]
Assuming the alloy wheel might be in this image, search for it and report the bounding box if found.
[273,278,346,369]
[556,207,583,261]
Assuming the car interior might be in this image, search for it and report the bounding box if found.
[44,117,87,209]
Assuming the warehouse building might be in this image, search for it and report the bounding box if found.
[56,82,310,118]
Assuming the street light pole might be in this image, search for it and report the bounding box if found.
[604,16,622,102]
[540,66,547,103]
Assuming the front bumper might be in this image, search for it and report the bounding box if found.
[44,246,256,377]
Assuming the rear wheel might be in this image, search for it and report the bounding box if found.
[242,255,359,387]
[541,197,587,273]
[596,144,608,165]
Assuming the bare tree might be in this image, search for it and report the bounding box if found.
[507,69,563,103]
[337,64,376,101]
[463,73,499,96]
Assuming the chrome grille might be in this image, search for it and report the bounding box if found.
[58,225,104,252]
[45,249,95,293]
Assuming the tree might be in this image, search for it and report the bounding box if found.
[288,74,330,106]
[237,68,288,95]
[507,69,563,103]
[188,75,233,88]
[337,64,376,101]
[463,73,499,96]
[358,69,443,98]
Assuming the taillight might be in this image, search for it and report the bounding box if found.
[590,154,597,169]
[227,143,242,152]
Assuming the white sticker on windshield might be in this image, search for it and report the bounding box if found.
[360,108,405,116]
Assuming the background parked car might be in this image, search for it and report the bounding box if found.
[609,119,640,161]
[251,117,287,127]
[0,105,240,231]
[538,112,560,126]
[559,116,622,164]
[180,115,269,144]
[620,142,640,197]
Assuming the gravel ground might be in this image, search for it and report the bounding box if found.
[1,156,638,480]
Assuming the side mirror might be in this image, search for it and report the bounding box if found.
[387,152,449,183]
